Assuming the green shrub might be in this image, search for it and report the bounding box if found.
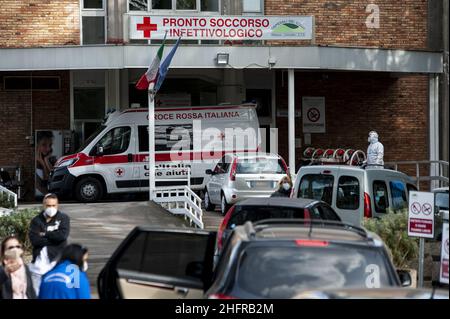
[363,210,419,269]
[0,192,15,209]
[0,209,40,253]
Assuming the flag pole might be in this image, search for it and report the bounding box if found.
[148,86,156,201]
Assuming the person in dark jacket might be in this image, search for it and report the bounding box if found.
[28,193,70,295]
[0,236,37,299]
[271,175,293,198]
[39,244,91,299]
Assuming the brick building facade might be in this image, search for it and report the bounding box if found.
[0,0,445,200]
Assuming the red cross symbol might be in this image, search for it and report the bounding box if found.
[115,167,124,177]
[137,17,158,38]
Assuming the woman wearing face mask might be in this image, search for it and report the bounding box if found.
[39,244,91,299]
[271,175,293,197]
[0,236,37,299]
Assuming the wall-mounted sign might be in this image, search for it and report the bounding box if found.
[408,191,435,238]
[302,96,325,133]
[130,15,314,40]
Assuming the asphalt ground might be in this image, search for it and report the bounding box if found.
[19,200,224,298]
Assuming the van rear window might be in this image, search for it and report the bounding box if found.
[297,174,334,205]
[336,176,360,210]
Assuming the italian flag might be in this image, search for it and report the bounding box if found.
[135,38,166,90]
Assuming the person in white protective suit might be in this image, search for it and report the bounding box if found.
[365,131,384,168]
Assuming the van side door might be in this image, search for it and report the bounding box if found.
[98,227,216,299]
[335,170,364,225]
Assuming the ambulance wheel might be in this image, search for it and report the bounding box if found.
[220,193,230,216]
[204,189,215,211]
[75,177,103,202]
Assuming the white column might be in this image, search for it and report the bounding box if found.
[288,69,296,177]
[429,74,440,189]
[148,90,156,201]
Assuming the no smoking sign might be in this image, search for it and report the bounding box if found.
[302,97,326,133]
[307,107,320,122]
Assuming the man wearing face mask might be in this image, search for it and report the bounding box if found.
[271,175,293,197]
[365,131,384,168]
[28,193,70,295]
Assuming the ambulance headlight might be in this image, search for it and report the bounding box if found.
[58,158,78,168]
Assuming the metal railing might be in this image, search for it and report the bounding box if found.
[385,160,449,190]
[153,186,203,229]
[152,167,203,229]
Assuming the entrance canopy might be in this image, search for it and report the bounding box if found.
[0,45,443,73]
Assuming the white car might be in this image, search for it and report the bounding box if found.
[204,152,289,215]
[291,165,417,225]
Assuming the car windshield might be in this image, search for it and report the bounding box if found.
[236,158,286,174]
[76,125,106,153]
[236,245,393,298]
[227,206,306,229]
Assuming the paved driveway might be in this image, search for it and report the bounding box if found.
[20,200,223,298]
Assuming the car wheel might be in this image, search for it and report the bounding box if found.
[221,193,230,216]
[204,189,215,211]
[75,177,103,203]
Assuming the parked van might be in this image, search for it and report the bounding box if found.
[48,105,260,202]
[291,165,417,225]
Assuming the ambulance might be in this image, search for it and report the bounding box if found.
[48,104,260,202]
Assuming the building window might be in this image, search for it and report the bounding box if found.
[242,0,263,14]
[177,0,196,10]
[83,0,104,9]
[3,76,61,91]
[153,0,172,10]
[128,0,220,12]
[81,0,106,45]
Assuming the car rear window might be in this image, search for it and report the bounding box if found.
[116,231,209,281]
[236,158,286,174]
[236,245,393,298]
[227,206,306,229]
[336,176,360,210]
[298,174,334,205]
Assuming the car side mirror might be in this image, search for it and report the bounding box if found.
[397,269,412,287]
[205,169,214,175]
[96,145,104,156]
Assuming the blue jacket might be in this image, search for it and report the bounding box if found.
[39,260,91,299]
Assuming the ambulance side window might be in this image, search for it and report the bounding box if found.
[95,126,131,155]
[138,126,149,152]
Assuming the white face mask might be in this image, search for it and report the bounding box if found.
[45,207,57,218]
[282,183,291,191]
[82,261,88,272]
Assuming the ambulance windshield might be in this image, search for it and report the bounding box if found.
[76,125,106,153]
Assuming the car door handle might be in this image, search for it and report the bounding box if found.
[175,286,189,296]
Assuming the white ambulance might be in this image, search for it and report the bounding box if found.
[48,105,260,202]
